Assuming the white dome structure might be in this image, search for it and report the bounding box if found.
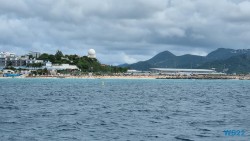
[88,49,96,58]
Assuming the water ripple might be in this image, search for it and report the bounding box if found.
[0,79,249,140]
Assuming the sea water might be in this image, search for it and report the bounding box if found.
[0,79,249,141]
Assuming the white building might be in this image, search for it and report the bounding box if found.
[150,68,222,75]
[125,69,151,75]
[127,69,140,73]
[44,61,79,70]
[26,59,44,64]
[88,49,96,58]
[0,52,15,58]
[0,52,26,67]
[2,69,15,74]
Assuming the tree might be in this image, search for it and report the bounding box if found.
[27,63,42,68]
[48,55,55,63]
[6,61,12,67]
[38,53,50,60]
[55,50,63,61]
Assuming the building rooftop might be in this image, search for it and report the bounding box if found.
[150,68,216,72]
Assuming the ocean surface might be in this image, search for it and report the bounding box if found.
[0,78,249,141]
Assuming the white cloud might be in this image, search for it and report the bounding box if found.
[122,54,138,64]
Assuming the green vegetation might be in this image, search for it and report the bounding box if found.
[38,50,128,73]
[198,54,250,74]
[4,66,16,71]
[27,63,43,68]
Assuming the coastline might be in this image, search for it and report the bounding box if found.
[1,75,250,80]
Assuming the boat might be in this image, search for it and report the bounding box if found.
[3,73,22,77]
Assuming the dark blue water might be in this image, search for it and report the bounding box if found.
[0,79,249,141]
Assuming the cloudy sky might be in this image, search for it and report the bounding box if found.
[0,0,250,65]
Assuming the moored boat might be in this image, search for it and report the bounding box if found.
[3,73,22,77]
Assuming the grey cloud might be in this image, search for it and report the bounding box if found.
[0,0,250,65]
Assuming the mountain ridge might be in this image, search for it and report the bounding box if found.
[123,48,250,74]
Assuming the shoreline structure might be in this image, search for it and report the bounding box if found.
[2,74,250,80]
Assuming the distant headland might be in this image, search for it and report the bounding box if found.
[1,48,250,79]
[123,48,250,74]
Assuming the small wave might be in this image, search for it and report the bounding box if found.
[58,112,78,116]
[198,128,211,132]
[195,134,210,138]
[56,124,80,132]
[0,121,17,124]
[189,120,226,127]
[236,105,246,108]
[175,136,194,141]
[0,106,19,110]
[147,135,159,138]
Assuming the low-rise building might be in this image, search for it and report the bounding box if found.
[28,51,41,59]
[0,52,26,67]
[150,68,224,75]
[125,69,151,75]
[26,59,44,64]
[0,51,45,69]
[44,61,79,70]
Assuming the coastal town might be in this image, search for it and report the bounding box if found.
[0,49,126,78]
[0,51,79,77]
[1,49,250,80]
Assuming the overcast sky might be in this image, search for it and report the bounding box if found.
[0,0,250,65]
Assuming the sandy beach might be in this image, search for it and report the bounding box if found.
[0,74,247,80]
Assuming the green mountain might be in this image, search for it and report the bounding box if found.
[127,51,206,70]
[198,54,250,74]
[125,48,250,74]
[206,48,250,61]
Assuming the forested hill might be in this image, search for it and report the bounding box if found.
[38,50,127,73]
[125,48,250,74]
